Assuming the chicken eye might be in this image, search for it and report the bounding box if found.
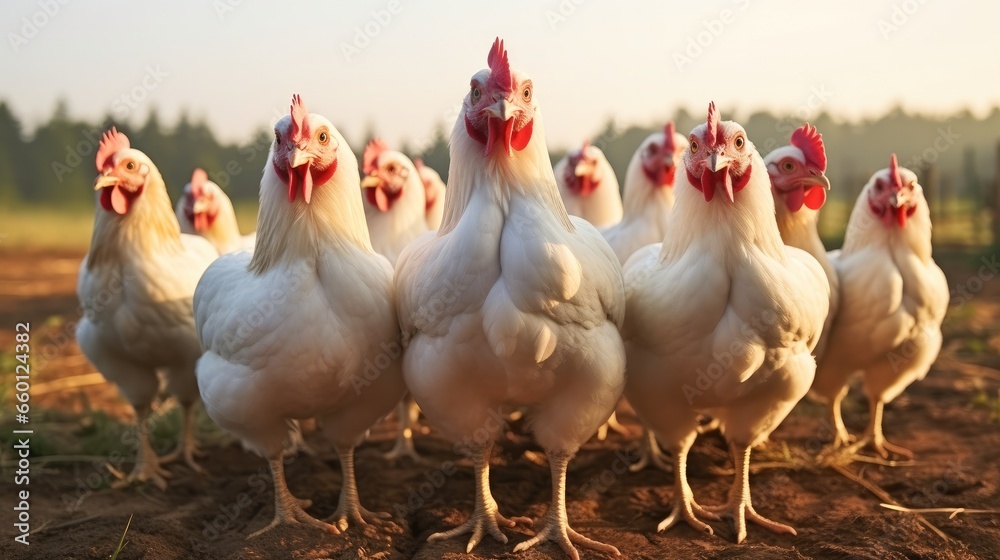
[471,85,481,102]
[126,161,135,171]
[782,161,795,172]
[318,131,329,144]
[522,86,532,102]
[387,164,396,173]
[274,131,281,145]
[734,136,745,149]
[689,139,699,153]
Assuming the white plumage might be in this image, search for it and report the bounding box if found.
[766,124,838,359]
[361,139,429,266]
[77,128,218,490]
[554,141,623,228]
[415,158,447,230]
[194,96,405,536]
[623,104,829,543]
[394,39,625,558]
[603,122,688,266]
[812,155,948,457]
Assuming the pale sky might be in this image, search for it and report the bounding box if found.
[2,0,997,150]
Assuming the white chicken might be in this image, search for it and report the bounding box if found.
[76,128,218,489]
[175,168,255,254]
[765,124,836,358]
[623,103,829,543]
[361,139,430,462]
[361,138,429,265]
[602,121,688,265]
[395,39,626,558]
[414,158,447,230]
[812,154,948,458]
[194,95,406,536]
[554,140,623,228]
[600,122,689,471]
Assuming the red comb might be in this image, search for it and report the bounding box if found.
[706,102,720,146]
[486,37,513,93]
[95,127,130,172]
[363,138,389,175]
[790,123,827,172]
[889,153,902,189]
[290,94,308,141]
[663,121,676,152]
[190,168,208,196]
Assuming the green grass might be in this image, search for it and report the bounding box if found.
[110,514,132,560]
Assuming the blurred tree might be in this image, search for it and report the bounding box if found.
[0,102,25,203]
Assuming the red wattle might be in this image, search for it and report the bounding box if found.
[895,205,908,227]
[785,187,805,212]
[99,185,141,215]
[660,166,676,187]
[803,185,826,210]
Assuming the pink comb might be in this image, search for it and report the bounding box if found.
[95,127,130,172]
[706,102,720,147]
[663,121,676,152]
[486,37,513,93]
[413,158,425,171]
[290,94,308,141]
[889,153,902,189]
[580,139,590,153]
[363,138,390,175]
[190,168,208,197]
[790,123,827,172]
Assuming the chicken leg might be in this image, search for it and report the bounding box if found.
[383,396,424,462]
[704,443,796,543]
[514,450,621,559]
[595,411,630,441]
[427,442,530,552]
[160,401,205,473]
[629,429,672,472]
[112,406,171,490]
[249,456,340,538]
[327,446,392,531]
[848,398,913,459]
[656,433,717,534]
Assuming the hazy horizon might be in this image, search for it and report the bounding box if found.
[3,0,997,150]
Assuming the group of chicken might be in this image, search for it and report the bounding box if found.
[76,38,949,558]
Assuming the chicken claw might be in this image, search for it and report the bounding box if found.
[327,447,392,532]
[514,450,620,559]
[703,444,796,543]
[629,429,672,473]
[159,402,206,474]
[249,457,340,538]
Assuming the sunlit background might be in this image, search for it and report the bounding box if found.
[0,0,998,246]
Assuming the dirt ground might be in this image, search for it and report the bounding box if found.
[1,247,999,560]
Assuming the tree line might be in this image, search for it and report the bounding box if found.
[0,99,997,210]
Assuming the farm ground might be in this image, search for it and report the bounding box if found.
[1,247,999,559]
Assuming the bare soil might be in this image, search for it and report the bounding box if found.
[1,248,999,560]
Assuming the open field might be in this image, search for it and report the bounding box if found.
[0,247,999,559]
